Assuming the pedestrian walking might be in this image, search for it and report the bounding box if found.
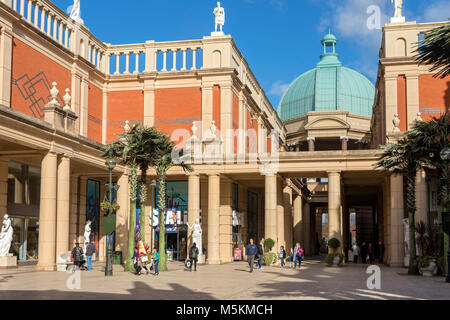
[245,239,258,273]
[257,239,264,270]
[132,247,141,275]
[294,243,304,269]
[85,240,96,271]
[368,243,374,264]
[280,246,286,268]
[189,243,199,272]
[376,241,385,264]
[137,241,150,275]
[71,242,84,271]
[288,248,294,268]
[361,242,368,264]
[152,247,160,276]
[352,242,360,264]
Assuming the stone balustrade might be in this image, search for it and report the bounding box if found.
[105,40,204,75]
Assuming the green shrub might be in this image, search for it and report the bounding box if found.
[263,252,277,266]
[264,238,275,252]
[328,238,341,250]
[326,253,344,267]
[414,256,435,269]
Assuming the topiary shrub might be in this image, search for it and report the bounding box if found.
[326,253,344,267]
[328,238,341,251]
[263,252,278,266]
[264,238,275,252]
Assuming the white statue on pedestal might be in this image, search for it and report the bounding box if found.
[212,2,225,36]
[70,0,84,25]
[187,218,203,254]
[0,214,13,257]
[391,0,405,23]
[84,220,91,251]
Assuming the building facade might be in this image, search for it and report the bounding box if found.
[0,0,447,271]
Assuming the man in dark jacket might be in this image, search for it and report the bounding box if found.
[245,239,258,273]
[85,241,97,271]
[256,240,264,270]
[72,243,84,270]
[189,243,199,272]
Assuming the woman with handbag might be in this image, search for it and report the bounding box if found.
[137,241,150,275]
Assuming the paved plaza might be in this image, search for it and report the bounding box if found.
[0,258,448,300]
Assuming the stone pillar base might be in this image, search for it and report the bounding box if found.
[198,254,206,265]
[0,256,17,269]
[207,259,221,265]
[36,264,56,271]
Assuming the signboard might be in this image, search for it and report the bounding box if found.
[103,213,116,235]
[443,212,450,235]
[234,248,243,261]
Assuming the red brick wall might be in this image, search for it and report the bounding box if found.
[107,90,144,143]
[397,75,407,132]
[419,74,450,121]
[155,87,202,143]
[88,84,103,143]
[11,38,71,120]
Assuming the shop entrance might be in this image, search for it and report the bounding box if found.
[156,229,188,262]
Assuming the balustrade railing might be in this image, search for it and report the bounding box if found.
[105,40,204,75]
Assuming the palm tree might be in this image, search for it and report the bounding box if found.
[409,113,450,274]
[415,21,450,78]
[375,137,427,274]
[150,130,193,271]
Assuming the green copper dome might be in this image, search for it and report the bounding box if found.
[277,33,375,122]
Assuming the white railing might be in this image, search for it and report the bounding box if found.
[2,0,107,72]
[105,39,203,75]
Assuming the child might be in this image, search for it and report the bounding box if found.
[152,247,160,276]
[289,248,294,268]
[280,246,286,268]
[131,247,141,275]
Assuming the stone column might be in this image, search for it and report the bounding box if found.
[0,160,8,221]
[207,174,221,264]
[389,174,404,267]
[385,75,398,134]
[307,137,315,152]
[264,174,277,252]
[220,180,233,263]
[283,184,293,251]
[37,152,58,271]
[340,136,349,151]
[79,77,89,137]
[201,86,214,136]
[328,171,342,251]
[221,84,233,155]
[187,174,200,249]
[56,156,71,258]
[115,173,129,263]
[276,179,285,249]
[303,201,311,255]
[0,27,13,107]
[415,170,428,225]
[406,74,419,130]
[293,193,303,247]
[143,80,156,127]
[102,89,108,144]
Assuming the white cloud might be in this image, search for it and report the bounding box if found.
[423,1,450,22]
[269,81,290,97]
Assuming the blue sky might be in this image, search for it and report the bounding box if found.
[52,0,450,110]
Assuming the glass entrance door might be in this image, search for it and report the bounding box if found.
[166,232,179,261]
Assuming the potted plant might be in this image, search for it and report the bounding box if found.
[100,200,120,213]
[326,238,343,267]
[414,221,438,277]
[263,238,276,266]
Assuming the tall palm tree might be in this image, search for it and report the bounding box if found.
[149,130,193,271]
[409,113,450,274]
[375,137,427,274]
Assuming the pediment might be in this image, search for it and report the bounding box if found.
[304,117,350,130]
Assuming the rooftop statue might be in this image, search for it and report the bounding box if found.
[70,0,84,25]
[391,0,405,23]
[212,2,225,35]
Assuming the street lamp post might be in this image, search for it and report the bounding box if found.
[105,156,116,277]
[440,147,450,283]
[150,180,157,251]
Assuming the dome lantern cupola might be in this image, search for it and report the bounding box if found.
[277,33,375,122]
